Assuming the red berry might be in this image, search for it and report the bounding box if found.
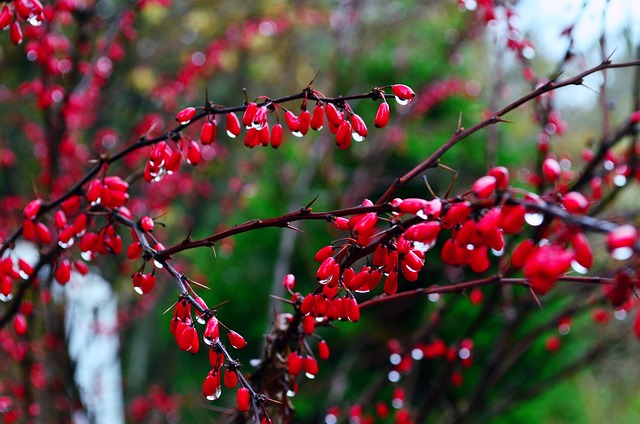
[13,314,27,336]
[236,388,250,413]
[200,121,216,145]
[176,107,196,124]
[391,84,415,105]
[224,368,238,388]
[227,330,247,349]
[270,123,283,148]
[282,274,295,291]
[140,216,154,232]
[472,175,497,199]
[318,340,330,360]
[310,104,324,130]
[226,112,241,138]
[242,102,258,128]
[542,157,561,183]
[287,352,303,375]
[374,102,390,128]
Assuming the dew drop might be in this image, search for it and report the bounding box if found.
[0,293,13,302]
[133,286,144,295]
[226,130,237,138]
[305,372,316,379]
[411,348,424,360]
[195,314,206,325]
[394,96,411,106]
[428,293,440,302]
[604,160,615,170]
[58,239,74,249]
[28,16,42,26]
[570,260,588,274]
[491,247,504,257]
[203,336,213,346]
[287,390,296,397]
[251,122,264,130]
[389,353,402,365]
[392,398,404,409]
[558,324,570,335]
[387,370,401,382]
[19,270,29,280]
[206,385,222,401]
[352,132,365,142]
[292,131,303,138]
[325,414,337,424]
[153,260,164,269]
[524,212,544,226]
[458,348,471,360]
[81,251,93,261]
[180,120,191,125]
[614,309,627,320]
[611,247,633,261]
[613,174,626,187]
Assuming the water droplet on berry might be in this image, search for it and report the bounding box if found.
[614,309,627,320]
[352,132,365,142]
[286,390,296,397]
[428,293,440,302]
[153,260,163,269]
[291,130,303,138]
[394,96,410,106]
[387,370,401,382]
[524,212,543,226]
[206,385,222,401]
[0,293,13,302]
[570,260,588,274]
[133,286,144,295]
[611,247,633,261]
[58,239,74,249]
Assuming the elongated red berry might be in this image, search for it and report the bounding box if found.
[24,199,42,220]
[224,368,238,388]
[284,111,300,135]
[325,103,343,126]
[13,314,27,336]
[298,109,311,135]
[227,330,247,349]
[318,340,330,360]
[335,120,352,149]
[404,222,441,243]
[176,107,196,124]
[314,245,334,262]
[350,114,367,141]
[0,5,12,30]
[472,175,497,199]
[270,123,283,148]
[237,388,250,413]
[186,140,201,165]
[55,260,72,284]
[311,104,324,130]
[288,352,303,375]
[391,84,415,105]
[374,102,390,128]
[226,112,241,138]
[203,371,221,400]
[200,121,216,145]
[10,22,23,45]
[140,216,154,232]
[242,102,258,128]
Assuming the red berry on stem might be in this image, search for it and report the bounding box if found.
[176,107,196,124]
[236,388,250,413]
[226,112,241,138]
[242,102,258,128]
[200,121,216,145]
[374,102,390,128]
[391,84,415,105]
[270,123,283,148]
[227,330,247,349]
[310,104,324,130]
